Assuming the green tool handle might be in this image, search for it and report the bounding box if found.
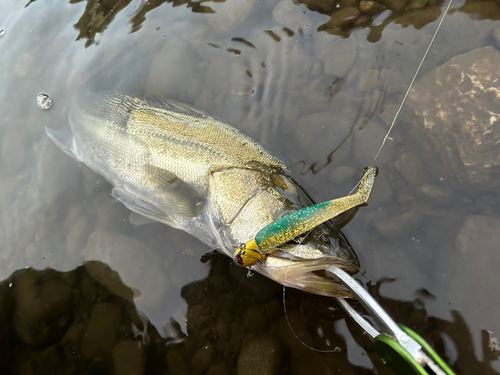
[374,325,456,375]
[401,325,456,375]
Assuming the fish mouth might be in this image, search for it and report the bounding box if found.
[252,250,358,298]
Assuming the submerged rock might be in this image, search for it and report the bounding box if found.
[358,69,379,91]
[113,340,146,375]
[314,32,357,78]
[82,230,167,308]
[13,52,34,78]
[0,281,12,371]
[237,336,285,375]
[81,303,121,360]
[166,350,189,375]
[418,184,453,206]
[394,152,429,185]
[13,268,74,346]
[207,362,230,375]
[359,1,386,14]
[325,7,361,28]
[206,0,257,35]
[293,111,353,165]
[384,0,408,11]
[191,343,215,373]
[4,264,168,374]
[243,305,268,334]
[84,260,135,302]
[447,215,500,328]
[456,215,500,256]
[406,0,428,10]
[273,0,324,30]
[2,126,27,173]
[396,6,440,28]
[353,119,395,164]
[407,47,500,189]
[459,1,500,20]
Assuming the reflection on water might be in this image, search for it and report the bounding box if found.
[30,0,500,49]
[1,258,498,374]
[26,0,500,48]
[1,0,500,373]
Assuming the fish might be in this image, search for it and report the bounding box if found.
[46,89,371,298]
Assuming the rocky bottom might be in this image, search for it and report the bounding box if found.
[0,253,497,375]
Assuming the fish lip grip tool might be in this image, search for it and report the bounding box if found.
[326,266,456,375]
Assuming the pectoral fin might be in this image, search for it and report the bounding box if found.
[128,212,160,226]
[111,187,178,227]
[143,164,204,218]
[45,127,76,158]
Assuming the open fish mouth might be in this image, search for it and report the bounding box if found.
[252,250,358,298]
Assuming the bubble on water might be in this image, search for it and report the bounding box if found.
[37,92,52,110]
[0,29,5,37]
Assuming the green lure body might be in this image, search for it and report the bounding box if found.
[255,200,339,253]
[235,166,378,267]
[256,165,377,253]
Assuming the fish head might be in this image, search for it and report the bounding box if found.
[252,232,359,298]
[209,166,360,298]
[232,233,358,298]
[241,225,359,298]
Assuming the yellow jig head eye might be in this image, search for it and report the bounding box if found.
[234,246,267,268]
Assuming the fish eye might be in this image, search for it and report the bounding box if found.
[239,243,246,248]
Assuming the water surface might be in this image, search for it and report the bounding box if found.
[0,0,499,373]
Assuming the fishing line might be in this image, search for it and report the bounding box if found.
[282,265,341,353]
[348,175,363,196]
[374,0,455,160]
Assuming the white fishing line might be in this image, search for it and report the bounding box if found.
[374,0,455,160]
[282,265,342,353]
[348,175,363,196]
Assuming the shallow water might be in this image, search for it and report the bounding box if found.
[1,0,500,373]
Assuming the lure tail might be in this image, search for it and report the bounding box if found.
[256,166,378,252]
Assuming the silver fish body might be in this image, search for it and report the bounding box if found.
[47,90,358,297]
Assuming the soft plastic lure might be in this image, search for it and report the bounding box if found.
[234,166,378,267]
